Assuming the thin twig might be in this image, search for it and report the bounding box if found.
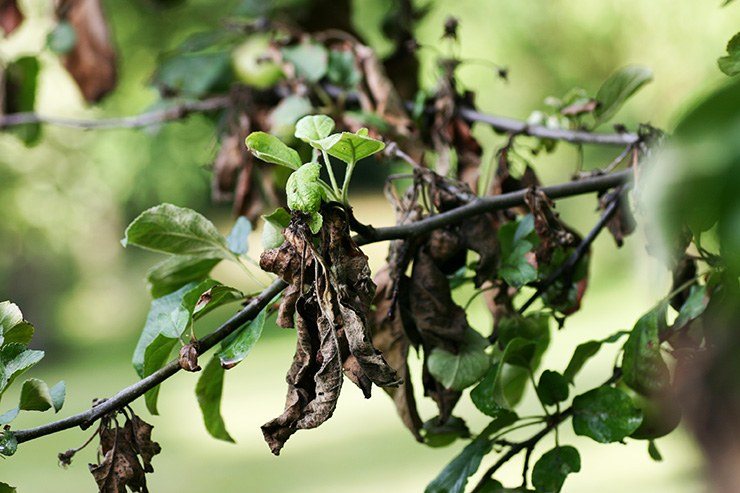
[12,170,631,445]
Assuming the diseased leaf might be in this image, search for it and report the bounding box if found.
[217,305,268,369]
[184,281,243,320]
[146,255,221,298]
[718,32,740,76]
[532,446,581,493]
[196,356,234,442]
[245,131,301,170]
[316,130,385,163]
[286,163,324,213]
[295,114,336,143]
[563,331,628,383]
[537,370,569,406]
[18,378,52,412]
[622,304,670,395]
[123,204,232,259]
[226,216,252,255]
[594,65,653,124]
[428,330,490,391]
[282,42,328,83]
[572,386,643,443]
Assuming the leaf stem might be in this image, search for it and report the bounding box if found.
[321,150,342,197]
[341,159,356,205]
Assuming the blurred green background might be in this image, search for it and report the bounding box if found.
[1,0,736,491]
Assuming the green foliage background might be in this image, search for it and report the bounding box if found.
[0,0,736,491]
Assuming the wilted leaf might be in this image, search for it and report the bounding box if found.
[18,378,52,412]
[286,163,324,212]
[226,216,252,255]
[89,415,154,492]
[217,305,268,369]
[195,356,234,442]
[428,330,490,391]
[245,131,302,170]
[622,304,670,395]
[594,65,653,124]
[178,343,200,372]
[282,42,328,82]
[572,386,643,443]
[56,0,117,102]
[531,446,581,493]
[718,32,740,76]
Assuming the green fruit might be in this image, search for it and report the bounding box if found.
[232,36,283,89]
[618,382,681,440]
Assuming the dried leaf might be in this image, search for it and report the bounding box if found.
[0,0,23,36]
[56,0,117,102]
[178,343,201,372]
[600,190,636,248]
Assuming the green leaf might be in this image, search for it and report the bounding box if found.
[532,446,581,493]
[18,378,52,412]
[563,331,628,383]
[422,416,470,448]
[282,42,328,82]
[327,49,362,88]
[143,334,179,415]
[3,322,33,347]
[217,306,268,369]
[0,302,23,334]
[498,221,537,287]
[268,95,313,139]
[262,208,291,249]
[622,304,670,395]
[537,370,569,406]
[132,283,194,378]
[187,283,243,320]
[50,381,65,412]
[428,330,490,391]
[123,204,233,259]
[0,344,45,398]
[146,256,221,298]
[286,163,324,213]
[196,356,234,442]
[308,211,323,234]
[245,131,302,170]
[0,408,19,426]
[0,430,17,456]
[572,386,643,443]
[47,21,77,54]
[594,65,653,124]
[0,301,34,346]
[5,56,41,145]
[152,51,232,97]
[316,131,385,164]
[294,115,336,143]
[648,440,663,461]
[718,32,740,76]
[226,217,252,255]
[674,285,708,329]
[0,482,16,493]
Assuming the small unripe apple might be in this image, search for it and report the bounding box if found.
[232,36,283,89]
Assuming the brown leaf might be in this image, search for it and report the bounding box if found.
[89,420,148,493]
[525,187,576,263]
[56,0,117,102]
[422,361,461,423]
[600,190,636,248]
[178,343,201,372]
[0,0,23,36]
[560,99,598,117]
[129,415,161,473]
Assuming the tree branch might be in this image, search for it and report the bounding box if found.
[0,92,637,146]
[11,169,630,445]
[0,96,231,130]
